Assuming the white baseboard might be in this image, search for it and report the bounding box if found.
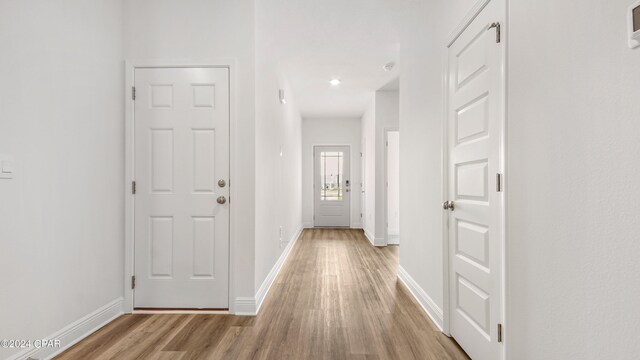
[397,266,444,330]
[303,223,363,230]
[233,297,257,316]
[364,229,375,244]
[364,229,386,247]
[234,226,303,316]
[8,297,124,360]
[387,234,400,245]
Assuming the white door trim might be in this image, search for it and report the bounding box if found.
[383,127,399,245]
[312,144,353,227]
[441,0,508,357]
[124,59,237,314]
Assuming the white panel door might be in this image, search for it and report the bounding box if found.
[314,146,351,227]
[134,67,229,309]
[446,0,504,358]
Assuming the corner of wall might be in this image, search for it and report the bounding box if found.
[236,226,303,316]
[397,266,443,330]
[6,298,124,360]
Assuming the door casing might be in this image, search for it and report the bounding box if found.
[124,59,237,314]
[441,0,507,358]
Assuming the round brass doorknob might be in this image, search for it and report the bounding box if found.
[217,196,226,204]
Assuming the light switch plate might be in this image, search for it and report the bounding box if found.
[0,156,15,179]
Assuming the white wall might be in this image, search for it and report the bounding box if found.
[507,0,640,358]
[386,131,400,243]
[0,1,125,359]
[374,91,399,242]
[302,118,362,228]
[361,91,400,245]
[254,0,303,296]
[124,0,257,308]
[361,100,376,240]
[399,0,640,358]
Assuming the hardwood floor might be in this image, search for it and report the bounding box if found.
[56,228,469,360]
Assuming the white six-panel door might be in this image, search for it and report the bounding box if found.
[446,0,504,358]
[134,67,230,309]
[314,146,351,227]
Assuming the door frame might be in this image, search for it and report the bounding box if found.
[383,127,399,245]
[312,144,352,228]
[441,0,508,357]
[124,59,236,313]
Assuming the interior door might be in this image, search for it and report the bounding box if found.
[445,0,504,358]
[314,146,350,227]
[134,67,230,309]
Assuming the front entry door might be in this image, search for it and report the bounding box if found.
[314,146,351,227]
[134,67,230,309]
[445,0,504,358]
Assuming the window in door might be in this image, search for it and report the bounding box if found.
[320,151,344,201]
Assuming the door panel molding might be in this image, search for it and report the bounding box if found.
[124,59,237,313]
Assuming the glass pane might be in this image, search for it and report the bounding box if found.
[320,151,343,201]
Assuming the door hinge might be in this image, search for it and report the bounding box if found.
[496,173,503,192]
[386,141,388,146]
[497,323,503,343]
[132,180,136,194]
[360,213,362,218]
[131,275,136,289]
[132,86,136,100]
[488,22,501,43]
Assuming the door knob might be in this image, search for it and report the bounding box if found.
[217,196,226,204]
[442,201,455,211]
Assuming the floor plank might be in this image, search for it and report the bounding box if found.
[56,228,469,360]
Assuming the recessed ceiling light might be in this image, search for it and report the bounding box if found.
[329,79,341,86]
[383,62,395,72]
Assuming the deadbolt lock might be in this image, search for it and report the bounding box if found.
[218,179,226,188]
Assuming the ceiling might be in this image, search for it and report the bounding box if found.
[258,0,402,118]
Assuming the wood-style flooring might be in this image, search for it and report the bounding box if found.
[56,228,469,360]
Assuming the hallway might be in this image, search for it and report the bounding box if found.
[56,229,468,360]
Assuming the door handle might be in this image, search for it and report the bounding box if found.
[442,201,455,211]
[217,196,227,205]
